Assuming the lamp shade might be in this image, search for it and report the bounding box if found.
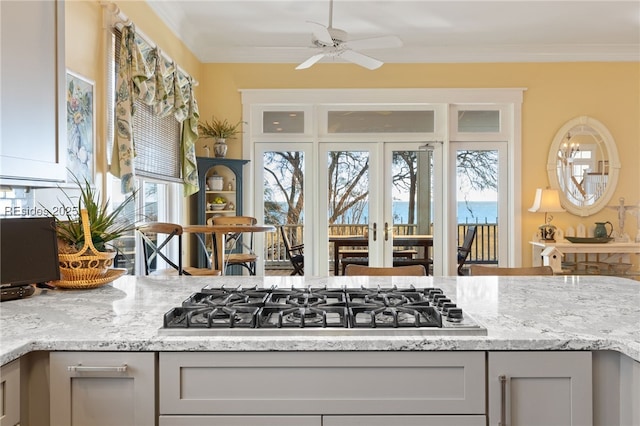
[528,188,565,213]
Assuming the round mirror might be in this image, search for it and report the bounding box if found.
[547,116,620,217]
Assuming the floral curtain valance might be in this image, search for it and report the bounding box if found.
[110,24,199,195]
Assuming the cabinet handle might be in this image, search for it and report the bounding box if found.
[499,374,507,426]
[68,364,128,373]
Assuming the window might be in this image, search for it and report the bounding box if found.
[327,110,435,133]
[263,111,304,133]
[107,27,184,274]
[457,110,500,133]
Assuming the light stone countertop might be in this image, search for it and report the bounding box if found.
[1,274,639,365]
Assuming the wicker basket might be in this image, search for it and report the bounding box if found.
[56,209,117,285]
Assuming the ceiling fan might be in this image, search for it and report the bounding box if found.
[296,0,403,70]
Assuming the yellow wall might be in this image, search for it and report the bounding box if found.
[67,2,640,268]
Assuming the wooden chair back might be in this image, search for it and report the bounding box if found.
[469,265,554,276]
[209,216,258,275]
[209,215,257,226]
[344,264,427,276]
[280,226,304,276]
[136,222,220,276]
[457,225,477,275]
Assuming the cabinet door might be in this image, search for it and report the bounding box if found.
[50,352,155,426]
[488,351,592,426]
[0,0,66,183]
[160,415,321,426]
[0,359,20,426]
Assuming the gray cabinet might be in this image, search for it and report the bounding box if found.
[0,359,20,426]
[159,351,485,418]
[488,351,592,426]
[0,0,66,183]
[50,352,155,426]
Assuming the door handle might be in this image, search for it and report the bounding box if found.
[384,222,390,241]
[372,223,377,241]
[498,374,507,426]
[68,364,128,373]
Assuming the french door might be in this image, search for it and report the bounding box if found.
[256,142,314,275]
[244,88,524,276]
[318,143,379,275]
[450,141,508,272]
[317,142,437,275]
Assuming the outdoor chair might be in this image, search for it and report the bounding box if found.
[344,264,427,276]
[209,216,258,275]
[136,222,220,276]
[280,226,304,275]
[469,265,554,276]
[457,225,477,276]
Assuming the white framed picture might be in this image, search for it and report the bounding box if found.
[66,70,95,184]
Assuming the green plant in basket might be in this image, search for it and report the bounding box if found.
[45,172,137,253]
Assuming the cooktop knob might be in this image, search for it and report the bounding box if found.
[441,302,457,314]
[436,298,452,308]
[425,288,442,298]
[446,308,463,322]
[432,294,448,304]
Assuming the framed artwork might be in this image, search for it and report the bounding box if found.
[66,70,95,184]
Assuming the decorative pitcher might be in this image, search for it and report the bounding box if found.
[594,221,613,238]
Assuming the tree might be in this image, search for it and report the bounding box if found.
[327,151,369,224]
[392,151,418,224]
[263,151,304,224]
[263,148,498,226]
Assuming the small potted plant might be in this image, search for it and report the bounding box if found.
[198,115,244,158]
[44,172,137,287]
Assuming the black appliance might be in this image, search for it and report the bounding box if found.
[161,285,486,336]
[1,216,60,301]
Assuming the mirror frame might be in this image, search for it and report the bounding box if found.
[547,116,620,217]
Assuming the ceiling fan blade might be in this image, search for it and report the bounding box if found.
[339,50,384,70]
[295,53,326,70]
[345,35,403,51]
[307,21,334,46]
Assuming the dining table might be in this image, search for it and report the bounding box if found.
[329,234,433,275]
[183,224,275,275]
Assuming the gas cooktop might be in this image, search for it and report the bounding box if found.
[160,284,487,336]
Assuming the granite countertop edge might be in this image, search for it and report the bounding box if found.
[1,275,639,365]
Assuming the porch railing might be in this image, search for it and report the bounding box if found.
[266,222,498,270]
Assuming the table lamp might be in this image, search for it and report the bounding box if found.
[529,188,565,242]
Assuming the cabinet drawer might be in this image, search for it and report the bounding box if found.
[324,415,486,426]
[160,351,485,415]
[159,415,321,425]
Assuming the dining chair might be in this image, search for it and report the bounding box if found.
[457,225,477,276]
[469,265,554,276]
[344,264,427,276]
[280,226,304,276]
[136,222,220,276]
[209,216,258,275]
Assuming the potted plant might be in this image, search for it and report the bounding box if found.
[198,116,244,158]
[44,173,137,287]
